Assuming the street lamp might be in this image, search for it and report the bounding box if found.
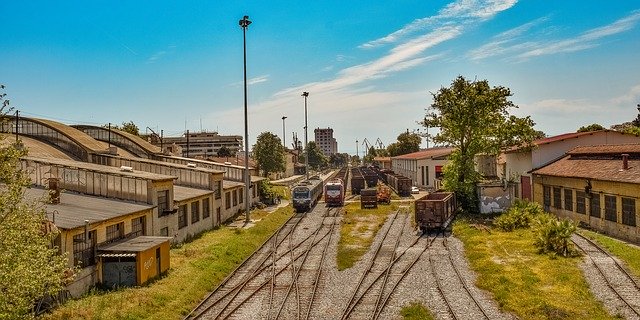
[302,92,309,180]
[239,15,252,224]
[282,116,287,148]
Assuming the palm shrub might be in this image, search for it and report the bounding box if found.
[494,199,544,231]
[533,213,577,257]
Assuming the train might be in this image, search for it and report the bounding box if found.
[324,178,345,206]
[292,176,324,213]
[414,192,457,231]
[370,167,412,197]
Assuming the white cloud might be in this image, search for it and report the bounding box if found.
[611,84,640,105]
[229,75,270,87]
[146,51,167,64]
[360,0,517,49]
[467,16,548,60]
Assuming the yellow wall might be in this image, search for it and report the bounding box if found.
[532,174,640,243]
[136,241,170,285]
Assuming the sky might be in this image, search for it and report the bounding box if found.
[2,1,640,155]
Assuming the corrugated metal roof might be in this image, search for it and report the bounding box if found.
[97,253,136,258]
[173,185,214,202]
[98,236,172,252]
[392,147,454,160]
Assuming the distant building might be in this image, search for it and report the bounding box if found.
[158,131,242,158]
[391,147,454,189]
[314,127,337,156]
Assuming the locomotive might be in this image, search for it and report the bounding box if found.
[291,176,324,213]
[324,178,345,206]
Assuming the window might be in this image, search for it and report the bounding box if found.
[239,188,243,204]
[233,190,238,206]
[191,201,200,223]
[225,192,231,209]
[553,187,562,209]
[605,195,617,222]
[106,222,125,243]
[73,230,96,267]
[178,204,188,229]
[622,197,636,226]
[160,227,169,236]
[214,181,222,199]
[590,195,601,218]
[203,199,211,218]
[131,216,146,236]
[576,191,586,214]
[543,186,551,208]
[158,190,170,217]
[564,189,573,211]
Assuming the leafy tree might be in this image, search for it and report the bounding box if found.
[253,132,285,177]
[350,154,360,166]
[0,86,71,318]
[305,141,328,171]
[217,146,233,157]
[386,132,421,156]
[577,123,605,132]
[422,76,537,212]
[363,146,377,164]
[120,121,140,136]
[329,153,349,167]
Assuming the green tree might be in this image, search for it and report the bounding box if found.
[386,131,421,156]
[350,154,360,166]
[1,86,70,318]
[253,132,285,177]
[120,121,140,136]
[305,141,328,171]
[422,76,537,212]
[217,146,233,157]
[363,146,377,164]
[577,123,605,132]
[329,153,349,167]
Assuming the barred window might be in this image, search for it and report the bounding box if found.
[106,222,124,243]
[605,195,617,222]
[178,204,188,229]
[622,197,636,227]
[564,189,573,211]
[191,201,200,224]
[73,230,96,267]
[543,186,551,208]
[214,181,222,200]
[203,199,211,219]
[553,187,562,209]
[576,191,586,214]
[239,188,243,204]
[590,195,601,218]
[131,216,146,236]
[158,190,170,217]
[225,192,231,209]
[233,190,238,206]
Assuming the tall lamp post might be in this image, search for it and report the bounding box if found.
[302,92,309,180]
[239,15,252,224]
[355,139,359,165]
[281,116,287,148]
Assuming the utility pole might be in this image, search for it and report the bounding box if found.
[302,92,309,180]
[239,15,252,224]
[281,116,287,148]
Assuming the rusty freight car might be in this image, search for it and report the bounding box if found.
[414,192,457,232]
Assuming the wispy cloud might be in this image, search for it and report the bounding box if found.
[611,84,640,105]
[146,50,167,64]
[229,75,270,87]
[467,16,549,60]
[360,0,517,49]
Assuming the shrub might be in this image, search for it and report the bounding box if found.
[494,200,544,231]
[533,213,577,257]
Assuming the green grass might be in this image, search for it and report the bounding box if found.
[580,228,640,279]
[400,302,435,320]
[43,207,294,320]
[453,216,615,320]
[271,185,290,200]
[336,202,398,270]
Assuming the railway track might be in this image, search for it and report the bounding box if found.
[429,237,491,320]
[572,232,640,318]
[185,207,340,320]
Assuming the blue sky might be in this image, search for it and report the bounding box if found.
[2,1,640,155]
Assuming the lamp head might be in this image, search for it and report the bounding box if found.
[302,92,309,97]
[239,16,251,28]
[282,116,287,120]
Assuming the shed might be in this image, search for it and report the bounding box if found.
[97,236,171,288]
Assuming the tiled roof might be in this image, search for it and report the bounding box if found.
[392,147,454,160]
[532,155,640,184]
[505,130,624,153]
[568,144,640,155]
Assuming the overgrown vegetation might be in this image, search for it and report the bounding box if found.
[454,217,615,320]
[494,200,544,231]
[336,202,398,270]
[44,207,294,320]
[400,301,435,320]
[1,86,71,319]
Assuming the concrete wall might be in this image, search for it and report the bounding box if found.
[173,194,216,243]
[533,174,640,243]
[477,182,516,214]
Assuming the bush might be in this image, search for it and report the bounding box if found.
[494,200,544,231]
[533,214,577,257]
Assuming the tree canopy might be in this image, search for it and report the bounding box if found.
[386,131,421,157]
[253,132,285,177]
[577,123,605,132]
[216,146,234,157]
[1,86,70,318]
[422,76,537,212]
[103,121,140,136]
[304,141,328,171]
[329,153,349,168]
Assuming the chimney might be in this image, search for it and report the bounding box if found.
[622,153,629,170]
[48,178,60,204]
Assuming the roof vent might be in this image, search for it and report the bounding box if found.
[622,153,629,170]
[120,165,134,172]
[187,163,197,168]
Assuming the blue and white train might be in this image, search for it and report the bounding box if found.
[292,176,324,213]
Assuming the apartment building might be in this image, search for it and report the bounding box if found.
[314,127,337,156]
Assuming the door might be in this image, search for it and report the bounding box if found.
[521,175,531,200]
[156,248,161,276]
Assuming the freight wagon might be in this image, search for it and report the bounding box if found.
[414,192,457,232]
[360,188,378,209]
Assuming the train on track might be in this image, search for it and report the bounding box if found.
[414,191,457,231]
[370,167,412,197]
[324,178,345,206]
[292,176,324,213]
